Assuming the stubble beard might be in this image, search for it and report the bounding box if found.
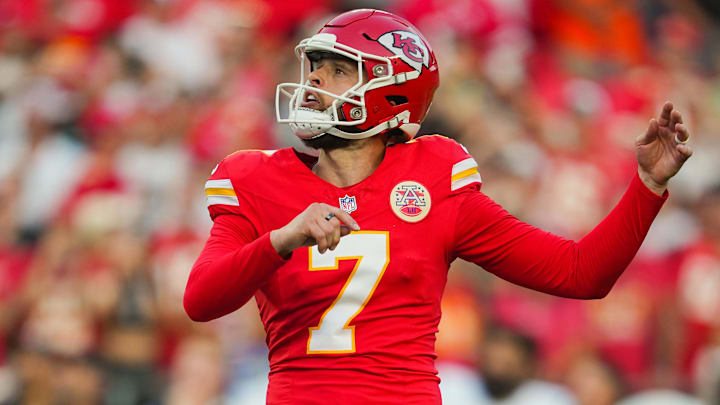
[301,133,355,151]
[300,102,358,152]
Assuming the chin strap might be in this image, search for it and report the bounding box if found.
[326,110,411,140]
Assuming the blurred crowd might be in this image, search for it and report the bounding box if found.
[0,0,719,404]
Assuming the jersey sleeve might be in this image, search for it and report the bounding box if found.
[452,172,668,299]
[184,151,288,322]
[205,155,247,221]
[416,135,483,193]
[447,143,482,193]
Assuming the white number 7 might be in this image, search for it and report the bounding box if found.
[307,231,390,354]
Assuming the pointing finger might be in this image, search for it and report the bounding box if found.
[328,207,360,231]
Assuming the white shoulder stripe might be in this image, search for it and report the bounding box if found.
[205,179,233,189]
[451,173,482,191]
[207,195,239,207]
[452,157,478,175]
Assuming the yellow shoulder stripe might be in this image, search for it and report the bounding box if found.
[205,188,236,197]
[451,167,479,182]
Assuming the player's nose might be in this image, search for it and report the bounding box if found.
[307,66,327,89]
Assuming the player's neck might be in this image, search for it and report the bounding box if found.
[314,136,386,188]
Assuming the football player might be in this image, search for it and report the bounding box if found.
[184,9,692,404]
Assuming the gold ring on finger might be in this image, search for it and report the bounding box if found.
[674,133,689,144]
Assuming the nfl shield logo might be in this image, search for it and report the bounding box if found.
[338,195,357,214]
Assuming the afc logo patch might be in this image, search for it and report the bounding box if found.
[377,30,430,73]
[339,194,357,214]
[390,181,431,223]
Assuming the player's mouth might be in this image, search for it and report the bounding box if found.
[301,90,322,110]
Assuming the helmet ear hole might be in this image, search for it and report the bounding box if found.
[385,95,408,106]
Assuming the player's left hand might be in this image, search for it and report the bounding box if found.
[635,101,693,196]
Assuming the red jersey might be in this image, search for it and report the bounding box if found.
[184,135,667,404]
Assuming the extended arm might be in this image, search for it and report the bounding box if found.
[454,101,691,298]
[454,173,666,299]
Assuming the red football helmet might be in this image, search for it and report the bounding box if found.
[276,9,439,141]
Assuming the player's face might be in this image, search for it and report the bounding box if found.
[302,54,361,111]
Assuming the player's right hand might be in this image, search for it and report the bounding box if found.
[270,203,360,258]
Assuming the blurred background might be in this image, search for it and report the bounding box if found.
[0,0,719,404]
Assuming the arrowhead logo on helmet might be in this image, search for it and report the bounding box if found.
[377,31,430,72]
